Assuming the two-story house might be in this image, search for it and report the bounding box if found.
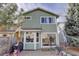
[17,8,60,50]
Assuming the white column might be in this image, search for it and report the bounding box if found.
[12,33,15,44]
[23,32,26,49]
[34,32,36,50]
[39,32,41,49]
[40,33,42,48]
[56,33,60,46]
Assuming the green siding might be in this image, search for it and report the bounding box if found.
[22,10,57,32]
[41,24,57,32]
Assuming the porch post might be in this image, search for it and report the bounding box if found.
[40,33,42,49]
[56,33,60,46]
[11,33,16,44]
[34,32,36,50]
[23,32,26,49]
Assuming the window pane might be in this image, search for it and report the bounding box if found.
[36,32,39,42]
[44,18,47,23]
[26,32,34,42]
[25,16,31,19]
[26,36,34,42]
[42,33,56,46]
[36,38,39,42]
[41,17,47,23]
[36,32,39,37]
[26,32,28,34]
[41,18,45,23]
[48,17,55,23]
[49,17,52,23]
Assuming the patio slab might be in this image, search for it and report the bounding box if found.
[20,50,57,56]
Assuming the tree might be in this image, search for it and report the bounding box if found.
[65,3,79,36]
[0,3,24,30]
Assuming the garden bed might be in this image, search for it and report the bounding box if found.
[66,47,79,56]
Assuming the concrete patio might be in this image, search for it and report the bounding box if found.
[19,49,72,56]
[20,50,57,56]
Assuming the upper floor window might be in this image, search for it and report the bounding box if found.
[48,17,55,23]
[40,16,56,24]
[25,16,32,20]
[41,17,47,23]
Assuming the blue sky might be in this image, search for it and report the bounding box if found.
[18,3,68,16]
[18,3,68,22]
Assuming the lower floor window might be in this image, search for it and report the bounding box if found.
[36,32,39,42]
[42,33,56,46]
[36,38,39,42]
[26,36,34,42]
[26,32,34,42]
[23,32,56,46]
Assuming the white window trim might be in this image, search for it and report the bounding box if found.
[41,32,57,48]
[40,16,56,24]
[25,16,32,20]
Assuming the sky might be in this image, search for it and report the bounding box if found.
[18,3,68,22]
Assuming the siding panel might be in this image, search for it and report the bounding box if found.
[22,10,57,32]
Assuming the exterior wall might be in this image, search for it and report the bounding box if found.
[21,9,59,50]
[41,24,57,32]
[22,31,59,50]
[22,10,57,32]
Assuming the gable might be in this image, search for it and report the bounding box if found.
[23,8,59,18]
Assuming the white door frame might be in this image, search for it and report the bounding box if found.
[23,31,37,50]
[41,32,58,48]
[23,32,26,50]
[33,32,36,50]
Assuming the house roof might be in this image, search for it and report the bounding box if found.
[23,8,59,18]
